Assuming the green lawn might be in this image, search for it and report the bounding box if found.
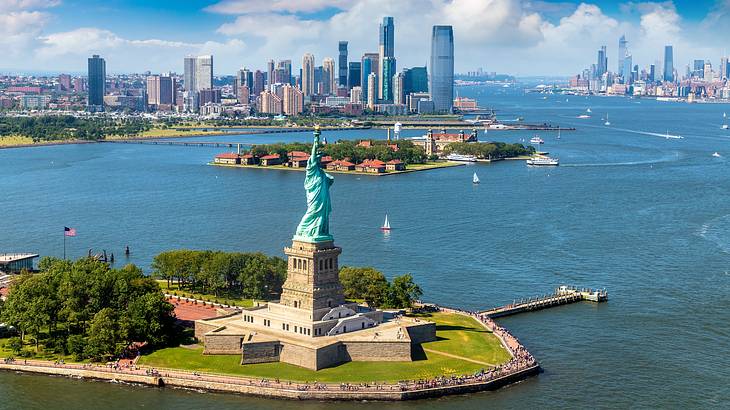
[138,312,510,383]
[158,281,255,308]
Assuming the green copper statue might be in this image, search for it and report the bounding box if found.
[294,126,334,243]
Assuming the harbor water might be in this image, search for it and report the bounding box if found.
[1,87,729,409]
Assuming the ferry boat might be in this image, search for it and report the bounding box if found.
[530,136,544,144]
[526,155,559,166]
[446,153,477,162]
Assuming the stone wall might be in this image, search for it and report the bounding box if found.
[203,330,244,355]
[279,341,319,369]
[194,321,221,340]
[405,322,437,344]
[342,340,412,362]
[242,341,281,364]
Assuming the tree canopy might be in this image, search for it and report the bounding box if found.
[443,141,535,159]
[339,267,423,309]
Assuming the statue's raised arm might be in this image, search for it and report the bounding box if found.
[293,126,335,243]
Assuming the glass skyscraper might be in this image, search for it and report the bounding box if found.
[379,17,395,100]
[338,41,348,88]
[87,54,106,112]
[664,45,674,82]
[429,25,454,113]
[381,57,396,102]
[361,53,378,103]
[618,35,627,77]
[347,62,361,89]
[403,66,428,96]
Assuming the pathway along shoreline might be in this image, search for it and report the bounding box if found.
[0,307,540,401]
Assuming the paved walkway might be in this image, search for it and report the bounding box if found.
[422,348,496,366]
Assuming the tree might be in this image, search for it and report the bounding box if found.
[339,267,390,308]
[387,274,423,309]
[85,308,118,361]
[123,293,176,347]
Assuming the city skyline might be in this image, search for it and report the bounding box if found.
[2,1,730,76]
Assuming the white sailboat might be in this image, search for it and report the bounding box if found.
[587,108,592,113]
[380,215,391,231]
[723,112,728,130]
[473,172,480,184]
[604,113,611,126]
[557,126,561,140]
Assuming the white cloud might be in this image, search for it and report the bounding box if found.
[206,0,356,14]
[0,0,59,13]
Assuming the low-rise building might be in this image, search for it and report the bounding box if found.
[326,160,355,171]
[260,154,283,166]
[356,159,386,173]
[240,153,256,165]
[386,159,406,171]
[288,151,310,168]
[214,152,240,165]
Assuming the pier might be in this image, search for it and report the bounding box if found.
[478,286,608,318]
[101,140,253,148]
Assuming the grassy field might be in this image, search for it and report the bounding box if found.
[0,135,34,147]
[138,312,510,383]
[158,281,255,308]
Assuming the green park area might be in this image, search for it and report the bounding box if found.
[137,312,511,383]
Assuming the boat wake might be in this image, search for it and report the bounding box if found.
[561,153,681,168]
[697,215,730,254]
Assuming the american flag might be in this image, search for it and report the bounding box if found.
[64,227,76,237]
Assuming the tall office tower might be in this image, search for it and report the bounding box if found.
[379,17,395,99]
[58,74,72,92]
[429,25,454,113]
[721,57,729,80]
[403,66,428,96]
[322,58,336,95]
[361,53,379,103]
[381,57,396,101]
[196,55,213,91]
[622,54,633,85]
[704,61,713,81]
[302,53,315,96]
[367,72,377,109]
[393,71,404,105]
[282,84,303,115]
[253,70,265,96]
[267,60,275,86]
[649,64,656,83]
[348,62,361,89]
[277,60,292,85]
[350,86,362,103]
[338,41,348,87]
[235,68,253,90]
[314,66,324,94]
[693,60,705,78]
[618,35,627,77]
[663,45,674,82]
[146,75,175,106]
[597,46,607,77]
[87,54,106,112]
[184,56,197,91]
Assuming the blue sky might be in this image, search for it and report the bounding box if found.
[2,0,730,75]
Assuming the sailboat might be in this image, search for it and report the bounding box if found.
[604,113,611,126]
[473,172,480,184]
[380,215,391,231]
[723,112,728,130]
[557,126,561,140]
[587,108,592,113]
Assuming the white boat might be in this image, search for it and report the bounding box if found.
[381,215,391,231]
[530,136,544,144]
[712,152,721,158]
[723,113,728,130]
[586,108,592,113]
[472,172,480,184]
[604,113,611,126]
[526,155,559,166]
[446,153,477,162]
[577,114,591,119]
[557,127,561,140]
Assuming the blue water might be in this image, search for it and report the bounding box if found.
[2,87,730,409]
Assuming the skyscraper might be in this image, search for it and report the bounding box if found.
[403,66,428,96]
[379,17,395,100]
[322,58,336,95]
[267,60,275,87]
[429,25,454,113]
[720,57,728,80]
[302,53,315,97]
[367,72,377,109]
[623,54,633,85]
[664,45,674,82]
[649,64,656,83]
[392,71,404,105]
[597,46,607,77]
[196,55,213,91]
[87,54,106,112]
[348,62,361,90]
[276,60,292,85]
[693,60,705,78]
[146,75,175,106]
[338,41,348,88]
[361,53,379,103]
[184,56,196,92]
[618,35,627,77]
[282,84,303,115]
[381,57,396,102]
[253,70,265,96]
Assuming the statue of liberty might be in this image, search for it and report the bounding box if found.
[293,126,334,243]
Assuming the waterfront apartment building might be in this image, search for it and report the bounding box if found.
[664,46,674,82]
[282,84,303,115]
[429,25,454,113]
[302,53,315,97]
[87,54,106,112]
[367,72,377,109]
[361,53,379,103]
[322,58,336,95]
[260,90,283,115]
[379,17,395,100]
[338,41,348,88]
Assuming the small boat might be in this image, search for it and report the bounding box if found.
[472,172,480,184]
[723,113,728,130]
[586,108,592,113]
[530,136,544,144]
[526,155,559,166]
[381,215,391,231]
[446,153,477,162]
[577,114,591,119]
[604,113,611,126]
[556,127,561,140]
[712,152,721,158]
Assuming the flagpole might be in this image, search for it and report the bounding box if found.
[63,228,66,260]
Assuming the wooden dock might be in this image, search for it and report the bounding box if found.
[478,286,608,318]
